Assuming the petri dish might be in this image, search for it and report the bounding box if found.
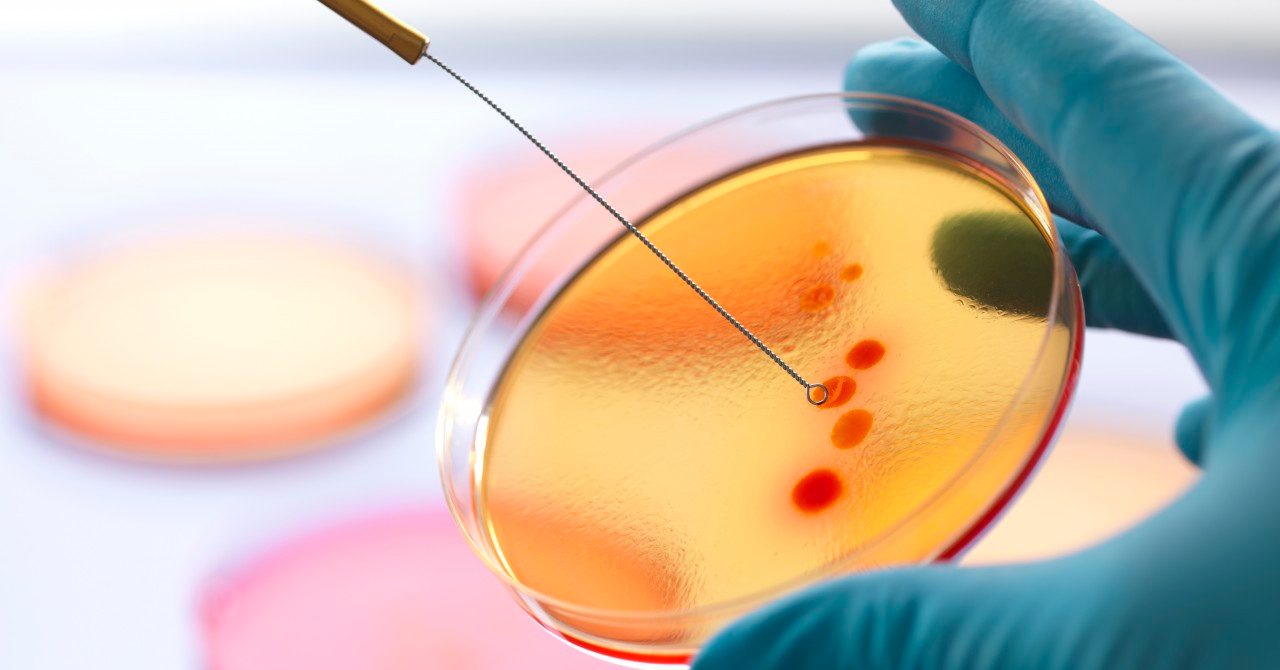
[453,129,664,311]
[452,126,736,313]
[201,507,612,670]
[439,93,1083,665]
[17,230,422,462]
[963,427,1198,565]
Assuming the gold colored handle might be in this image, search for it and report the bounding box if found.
[316,0,428,64]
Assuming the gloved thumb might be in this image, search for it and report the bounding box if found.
[693,560,1092,670]
[1175,395,1213,466]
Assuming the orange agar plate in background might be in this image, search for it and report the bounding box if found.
[18,232,421,461]
[440,94,1084,663]
[454,130,661,311]
[201,508,610,670]
[453,127,736,313]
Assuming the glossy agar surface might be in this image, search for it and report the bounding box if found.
[477,143,1076,658]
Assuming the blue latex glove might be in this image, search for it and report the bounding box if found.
[694,1,1280,667]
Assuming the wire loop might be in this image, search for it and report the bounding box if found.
[425,51,820,402]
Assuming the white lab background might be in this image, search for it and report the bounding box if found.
[0,1,1276,668]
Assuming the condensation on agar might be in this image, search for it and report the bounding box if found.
[792,469,843,513]
[472,139,1080,660]
[846,339,886,370]
[831,410,873,449]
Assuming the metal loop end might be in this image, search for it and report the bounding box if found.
[806,382,829,406]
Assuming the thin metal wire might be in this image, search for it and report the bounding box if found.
[423,51,825,404]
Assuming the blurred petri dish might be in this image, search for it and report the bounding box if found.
[440,93,1083,664]
[201,507,611,670]
[453,130,655,310]
[18,231,422,461]
[964,427,1199,565]
[452,127,719,311]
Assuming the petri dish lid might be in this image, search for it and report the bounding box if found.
[440,93,1084,661]
[17,229,423,462]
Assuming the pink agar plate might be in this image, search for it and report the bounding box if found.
[453,129,669,310]
[455,127,742,313]
[201,507,612,670]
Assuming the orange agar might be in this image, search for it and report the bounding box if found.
[19,233,421,460]
[812,242,832,258]
[799,284,836,312]
[820,375,856,409]
[831,410,873,449]
[792,469,842,512]
[846,339,886,370]
[474,141,1081,661]
[840,264,864,282]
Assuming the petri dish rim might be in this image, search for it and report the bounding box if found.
[438,92,1083,630]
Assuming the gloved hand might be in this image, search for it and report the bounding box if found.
[693,0,1280,667]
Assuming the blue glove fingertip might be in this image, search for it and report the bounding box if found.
[1175,395,1212,466]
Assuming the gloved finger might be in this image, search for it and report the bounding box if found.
[693,561,1095,670]
[844,39,1089,226]
[1058,216,1172,339]
[842,39,1175,340]
[887,0,1273,337]
[1175,395,1213,466]
[927,208,1172,338]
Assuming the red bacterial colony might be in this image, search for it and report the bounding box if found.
[846,339,885,370]
[792,469,843,512]
[789,250,890,513]
[830,410,873,449]
[820,376,855,409]
[799,284,836,312]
